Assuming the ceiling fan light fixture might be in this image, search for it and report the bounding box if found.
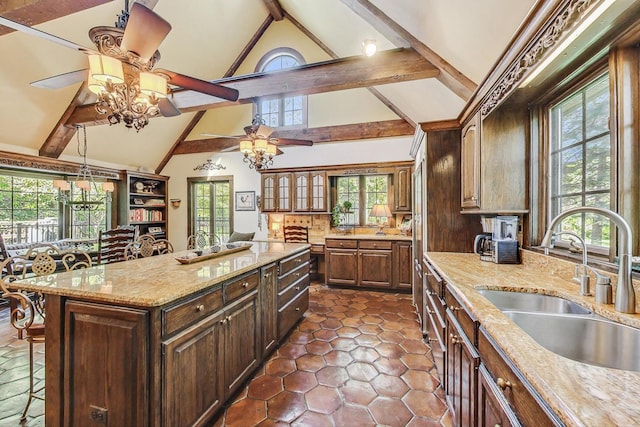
[254,138,268,152]
[88,54,124,83]
[239,140,253,154]
[266,144,277,156]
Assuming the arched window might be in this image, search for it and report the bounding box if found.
[255,48,307,128]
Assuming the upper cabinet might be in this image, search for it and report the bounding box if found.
[461,113,481,209]
[461,103,527,213]
[294,171,327,212]
[394,166,412,213]
[119,171,169,238]
[261,173,292,212]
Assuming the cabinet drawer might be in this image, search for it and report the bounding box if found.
[162,286,223,337]
[279,250,311,276]
[278,288,309,339]
[278,262,309,291]
[278,276,309,308]
[325,239,357,249]
[424,259,445,298]
[445,285,477,346]
[478,327,561,427]
[359,240,392,250]
[223,271,259,304]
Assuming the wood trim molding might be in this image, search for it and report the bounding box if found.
[257,160,414,175]
[409,126,425,160]
[262,0,284,21]
[0,150,121,180]
[479,0,596,118]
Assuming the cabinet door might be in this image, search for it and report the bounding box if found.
[393,242,412,290]
[261,263,278,357]
[446,309,479,427]
[261,174,276,212]
[461,114,481,209]
[394,166,412,212]
[163,311,225,427]
[294,172,310,211]
[224,290,259,397]
[277,173,291,211]
[310,171,327,212]
[477,365,520,427]
[64,301,149,427]
[326,249,358,286]
[359,249,393,288]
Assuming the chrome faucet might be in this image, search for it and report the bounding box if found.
[540,207,635,313]
[553,231,591,296]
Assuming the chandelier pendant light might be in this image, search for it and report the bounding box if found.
[239,115,278,170]
[53,125,115,211]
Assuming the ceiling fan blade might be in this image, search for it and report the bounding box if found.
[158,69,239,101]
[201,133,242,139]
[120,3,171,63]
[274,138,313,146]
[31,69,88,89]
[0,16,97,55]
[221,146,240,152]
[276,148,284,155]
[158,97,181,117]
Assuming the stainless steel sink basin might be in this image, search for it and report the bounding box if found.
[504,311,640,372]
[478,289,591,315]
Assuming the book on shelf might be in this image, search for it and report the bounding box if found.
[129,208,163,222]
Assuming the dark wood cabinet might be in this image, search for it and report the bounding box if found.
[261,174,277,212]
[261,173,293,212]
[119,171,169,238]
[277,251,310,341]
[445,309,479,427]
[394,166,412,212]
[326,238,410,290]
[477,364,520,427]
[461,113,481,209]
[393,241,412,290]
[163,310,224,427]
[260,263,278,357]
[63,301,149,427]
[223,290,259,397]
[325,244,358,286]
[293,171,327,212]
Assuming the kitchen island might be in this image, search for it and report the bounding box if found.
[426,250,640,426]
[13,241,311,427]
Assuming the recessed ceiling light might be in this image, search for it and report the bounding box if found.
[362,39,377,57]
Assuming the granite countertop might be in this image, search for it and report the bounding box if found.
[12,242,310,308]
[323,233,412,241]
[426,250,640,427]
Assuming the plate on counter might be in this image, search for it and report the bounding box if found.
[176,243,253,264]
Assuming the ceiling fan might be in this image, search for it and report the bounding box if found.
[0,1,239,130]
[202,115,313,170]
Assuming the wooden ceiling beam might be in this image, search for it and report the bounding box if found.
[39,83,93,158]
[68,48,438,126]
[173,119,414,155]
[262,0,284,21]
[154,14,275,174]
[0,0,112,36]
[339,0,476,101]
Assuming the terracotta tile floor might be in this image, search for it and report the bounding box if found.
[0,283,451,426]
[218,283,452,426]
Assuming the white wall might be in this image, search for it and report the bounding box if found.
[162,136,413,250]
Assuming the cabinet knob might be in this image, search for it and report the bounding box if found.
[196,304,204,312]
[226,315,232,323]
[295,286,300,291]
[496,377,512,390]
[449,305,461,312]
[220,318,227,324]
[339,243,343,247]
[264,272,272,278]
[427,337,438,343]
[373,243,377,247]
[294,272,300,277]
[243,282,249,288]
[428,309,435,315]
[295,307,300,311]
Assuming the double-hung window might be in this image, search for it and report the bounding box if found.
[189,177,232,243]
[548,72,611,251]
[334,175,390,226]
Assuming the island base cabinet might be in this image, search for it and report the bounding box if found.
[278,288,309,340]
[64,301,149,427]
[163,312,224,427]
[261,264,278,357]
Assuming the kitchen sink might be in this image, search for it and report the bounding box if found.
[477,289,592,315]
[503,311,640,372]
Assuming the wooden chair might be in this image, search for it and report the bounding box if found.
[283,225,309,243]
[0,249,91,421]
[125,234,174,260]
[98,226,136,264]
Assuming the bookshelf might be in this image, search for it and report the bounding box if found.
[119,172,169,238]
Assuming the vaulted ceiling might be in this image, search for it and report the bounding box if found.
[0,0,537,173]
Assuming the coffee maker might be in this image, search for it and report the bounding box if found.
[474,233,493,262]
[473,216,520,264]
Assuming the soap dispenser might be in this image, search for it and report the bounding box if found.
[595,275,613,304]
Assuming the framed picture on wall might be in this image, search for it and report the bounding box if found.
[235,191,256,211]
